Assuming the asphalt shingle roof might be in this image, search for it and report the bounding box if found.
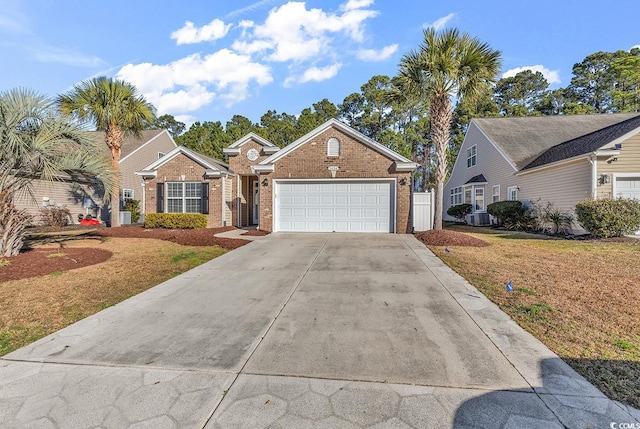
[88,129,166,159]
[465,174,487,184]
[473,113,640,170]
[523,114,640,170]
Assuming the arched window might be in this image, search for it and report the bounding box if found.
[327,137,340,157]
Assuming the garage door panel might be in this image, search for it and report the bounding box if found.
[277,180,393,232]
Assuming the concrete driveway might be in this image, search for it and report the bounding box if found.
[1,233,638,428]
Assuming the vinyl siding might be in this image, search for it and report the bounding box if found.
[14,180,103,225]
[444,122,517,220]
[596,132,640,199]
[119,131,177,200]
[517,158,592,214]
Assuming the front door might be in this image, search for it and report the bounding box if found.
[253,180,259,224]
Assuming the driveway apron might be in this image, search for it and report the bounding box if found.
[1,233,638,428]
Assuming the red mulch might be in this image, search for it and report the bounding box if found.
[415,229,490,247]
[0,248,113,282]
[89,226,250,250]
[242,229,271,236]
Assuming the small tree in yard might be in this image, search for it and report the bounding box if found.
[575,199,640,238]
[0,88,114,257]
[447,203,472,222]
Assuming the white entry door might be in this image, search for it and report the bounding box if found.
[275,180,393,232]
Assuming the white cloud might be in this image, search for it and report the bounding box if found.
[502,65,561,85]
[234,1,378,62]
[284,63,342,86]
[117,49,273,114]
[423,13,455,31]
[356,44,398,61]
[171,19,232,45]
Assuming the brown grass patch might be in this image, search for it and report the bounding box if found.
[0,238,225,356]
[415,229,489,247]
[242,229,271,236]
[430,224,640,408]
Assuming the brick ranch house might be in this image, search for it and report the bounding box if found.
[136,119,418,233]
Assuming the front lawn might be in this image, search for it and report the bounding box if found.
[426,225,640,409]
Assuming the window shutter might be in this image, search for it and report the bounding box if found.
[201,182,209,214]
[156,183,164,213]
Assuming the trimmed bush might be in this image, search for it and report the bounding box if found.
[486,200,526,226]
[447,203,473,222]
[123,199,141,224]
[575,199,640,238]
[39,206,71,227]
[144,213,208,229]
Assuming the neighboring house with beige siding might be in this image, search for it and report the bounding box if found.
[444,113,640,233]
[15,129,176,225]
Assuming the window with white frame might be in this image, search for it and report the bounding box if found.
[122,189,134,206]
[167,182,202,213]
[450,186,463,205]
[327,137,340,157]
[492,185,500,203]
[466,145,477,168]
[464,188,472,204]
[475,187,485,211]
[508,186,518,201]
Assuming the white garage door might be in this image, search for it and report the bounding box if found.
[276,180,394,232]
[615,176,640,200]
[615,176,640,234]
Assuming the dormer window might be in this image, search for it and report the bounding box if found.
[327,138,340,157]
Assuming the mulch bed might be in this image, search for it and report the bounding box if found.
[89,226,250,250]
[0,248,113,282]
[242,229,271,236]
[414,229,490,247]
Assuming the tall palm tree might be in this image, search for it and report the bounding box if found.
[58,77,155,227]
[0,88,115,256]
[396,28,502,229]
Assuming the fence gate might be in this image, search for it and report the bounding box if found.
[413,191,434,231]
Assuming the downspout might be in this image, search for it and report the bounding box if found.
[589,154,597,199]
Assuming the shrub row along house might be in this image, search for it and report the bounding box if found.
[444,113,640,234]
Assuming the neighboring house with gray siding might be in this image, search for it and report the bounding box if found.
[444,113,640,233]
[15,129,176,225]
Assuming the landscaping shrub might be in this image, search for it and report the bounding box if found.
[144,213,208,229]
[122,199,141,223]
[575,199,640,238]
[446,203,472,222]
[38,206,71,227]
[486,200,527,227]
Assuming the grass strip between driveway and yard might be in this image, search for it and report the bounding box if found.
[426,225,640,409]
[0,237,226,356]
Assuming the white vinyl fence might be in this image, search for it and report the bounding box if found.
[413,190,434,231]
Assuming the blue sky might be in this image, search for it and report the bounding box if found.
[1,0,638,126]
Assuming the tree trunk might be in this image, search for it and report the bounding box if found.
[106,125,123,227]
[0,191,32,257]
[430,94,452,230]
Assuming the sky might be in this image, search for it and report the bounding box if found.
[1,0,639,127]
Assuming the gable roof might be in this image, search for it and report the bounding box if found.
[227,132,278,149]
[89,129,171,161]
[523,114,640,170]
[473,113,640,170]
[136,146,232,178]
[465,174,487,184]
[259,119,417,171]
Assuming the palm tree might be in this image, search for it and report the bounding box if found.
[0,88,115,256]
[58,77,155,227]
[395,28,502,229]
